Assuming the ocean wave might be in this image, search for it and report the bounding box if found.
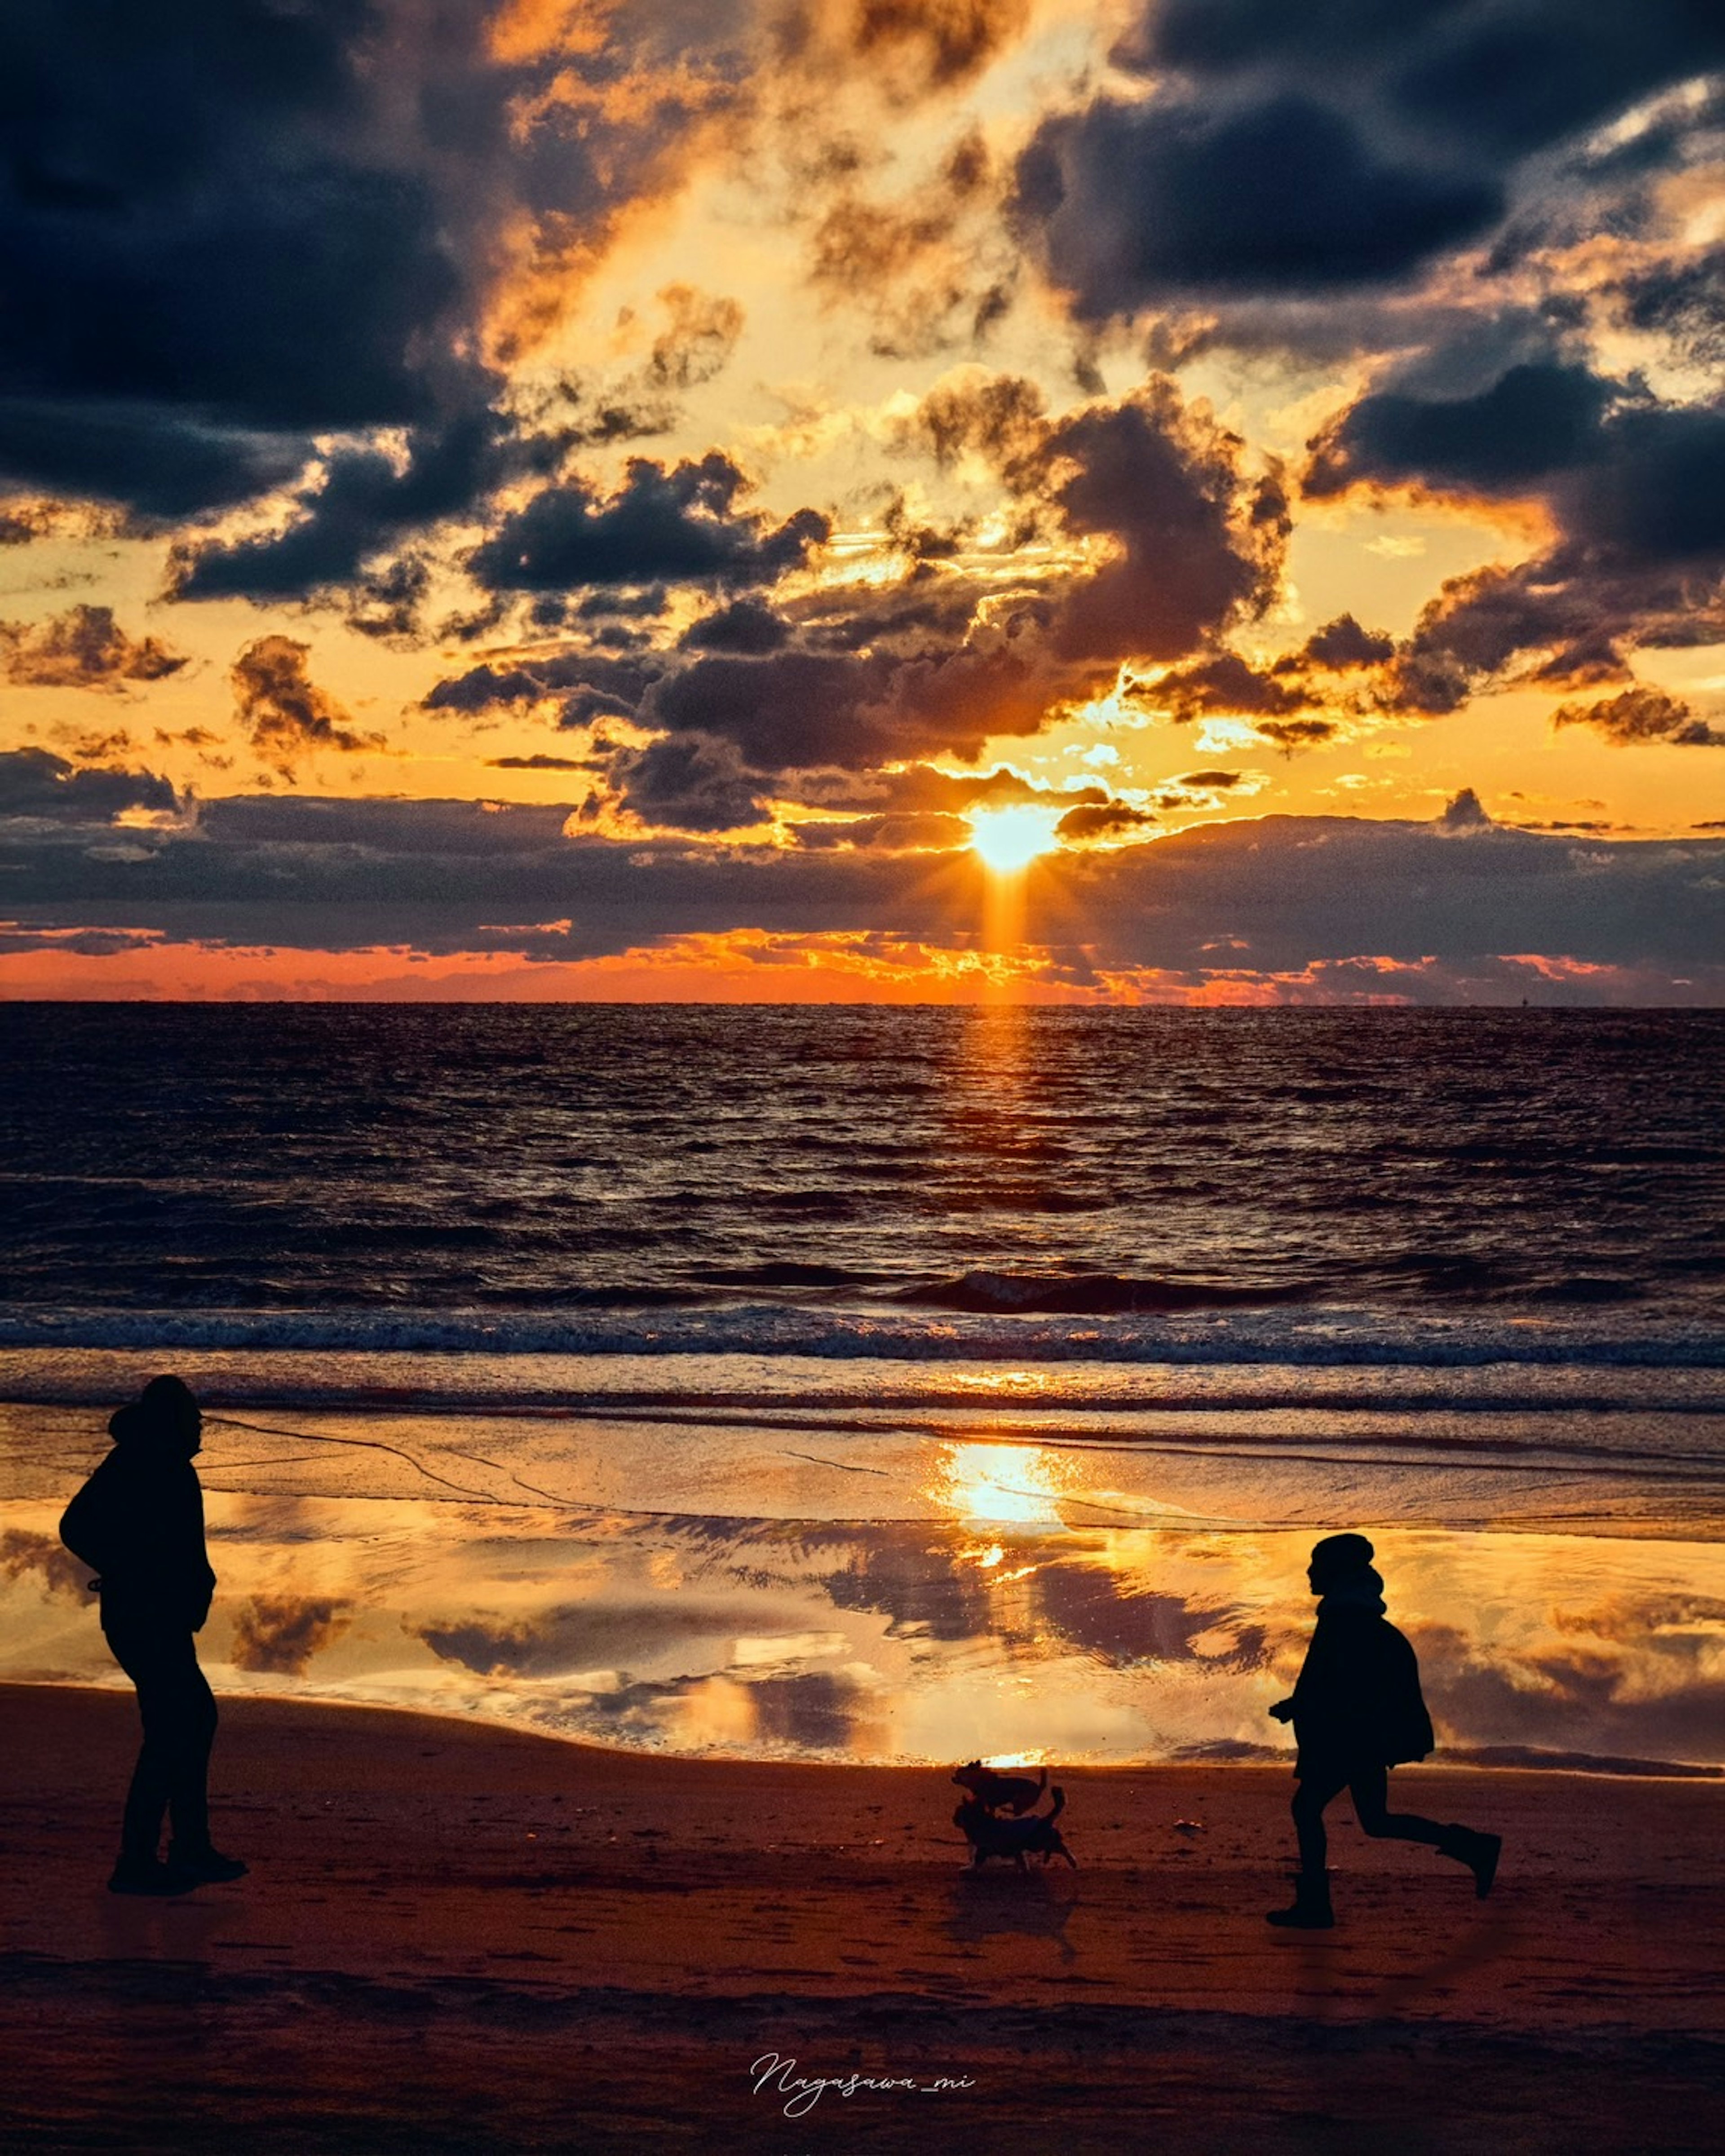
[2,1303,1723,1369]
[900,1269,1321,1315]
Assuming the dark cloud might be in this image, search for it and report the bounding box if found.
[168,408,518,606]
[1615,246,1725,373]
[1436,786,1493,832]
[465,454,830,598]
[1311,356,1725,699]
[0,605,186,689]
[1013,4,1725,324]
[230,636,385,775]
[1178,769,1245,790]
[422,650,663,725]
[680,596,792,654]
[1256,718,1340,754]
[1040,384,1288,663]
[1015,94,1502,316]
[485,754,593,773]
[1293,614,1396,670]
[789,809,971,850]
[0,2,759,521]
[1553,686,1723,748]
[0,746,177,823]
[608,730,774,832]
[1148,651,1310,721]
[1308,361,1615,495]
[228,1594,353,1676]
[1056,800,1155,843]
[436,376,1284,779]
[643,637,1059,771]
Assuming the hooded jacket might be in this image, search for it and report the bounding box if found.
[58,1403,217,1631]
[1288,1577,1435,1772]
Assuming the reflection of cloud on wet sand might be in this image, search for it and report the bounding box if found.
[230,1595,354,1676]
[0,1529,89,1601]
[415,1600,753,1679]
[1414,1597,1725,1771]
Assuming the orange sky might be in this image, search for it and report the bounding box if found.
[2,2,1722,1000]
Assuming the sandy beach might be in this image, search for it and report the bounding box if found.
[1,1683,1721,2153]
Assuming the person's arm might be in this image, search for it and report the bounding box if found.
[58,1462,119,1580]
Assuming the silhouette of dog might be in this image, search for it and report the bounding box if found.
[953,1785,1076,1870]
[951,1760,1049,1815]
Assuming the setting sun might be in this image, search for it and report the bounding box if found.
[967,805,1062,874]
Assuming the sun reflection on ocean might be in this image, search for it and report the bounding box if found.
[923,1440,1076,1527]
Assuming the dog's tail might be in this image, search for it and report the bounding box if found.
[1046,1784,1065,1822]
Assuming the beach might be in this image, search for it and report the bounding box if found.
[4,1007,1723,2147]
[2,1681,1722,2152]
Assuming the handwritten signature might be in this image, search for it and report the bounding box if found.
[750,2053,977,2119]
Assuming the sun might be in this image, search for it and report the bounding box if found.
[967,804,1062,874]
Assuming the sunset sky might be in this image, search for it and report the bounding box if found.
[3,0,1723,1002]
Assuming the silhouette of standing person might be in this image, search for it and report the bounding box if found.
[59,1375,247,1895]
[1265,1532,1499,1929]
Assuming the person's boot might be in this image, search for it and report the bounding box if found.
[168,1841,249,1883]
[1438,1825,1501,1899]
[1266,1870,1334,1929]
[108,1853,199,1896]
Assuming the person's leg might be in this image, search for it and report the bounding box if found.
[1268,1768,1344,1927]
[1347,1764,1446,1848]
[103,1623,175,1864]
[1349,1766,1501,1897]
[1292,1769,1345,1876]
[160,1640,218,1856]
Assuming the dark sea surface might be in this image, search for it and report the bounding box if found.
[4,1006,1724,1766]
[2,1003,1722,1343]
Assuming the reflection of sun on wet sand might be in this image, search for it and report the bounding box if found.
[3,1681,1722,2151]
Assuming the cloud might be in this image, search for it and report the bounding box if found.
[1146,651,1311,722]
[1056,800,1155,843]
[643,284,746,390]
[228,1594,352,1676]
[465,453,830,600]
[0,1527,90,1599]
[0,1,758,520]
[0,746,177,823]
[680,596,793,654]
[1309,353,1725,698]
[1013,4,1725,324]
[1436,786,1493,831]
[1292,614,1396,669]
[4,793,1722,998]
[0,605,186,689]
[1016,94,1502,318]
[168,409,518,608]
[1256,718,1340,754]
[789,0,1031,100]
[1552,686,1723,748]
[230,637,385,775]
[608,730,774,832]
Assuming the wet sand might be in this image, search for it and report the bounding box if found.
[1,1683,1721,2153]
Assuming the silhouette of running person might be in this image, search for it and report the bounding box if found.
[1265,1532,1499,1929]
[59,1375,248,1896]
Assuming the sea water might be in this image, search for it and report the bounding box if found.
[3,1005,1722,1769]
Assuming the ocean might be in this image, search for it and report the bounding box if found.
[3,1004,1722,1772]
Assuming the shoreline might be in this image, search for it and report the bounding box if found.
[3,1682,1723,2151]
